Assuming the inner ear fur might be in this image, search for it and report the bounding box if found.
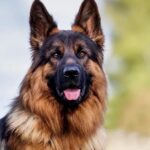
[72,0,104,47]
[30,0,59,55]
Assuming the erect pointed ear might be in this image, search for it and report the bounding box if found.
[30,0,59,53]
[72,0,104,47]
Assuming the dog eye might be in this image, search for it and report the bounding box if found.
[51,51,62,59]
[77,50,87,59]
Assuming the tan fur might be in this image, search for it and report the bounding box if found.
[6,60,107,150]
[72,25,85,34]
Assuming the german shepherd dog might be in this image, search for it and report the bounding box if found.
[0,0,107,149]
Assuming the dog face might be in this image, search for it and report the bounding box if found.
[29,0,104,107]
[43,31,101,106]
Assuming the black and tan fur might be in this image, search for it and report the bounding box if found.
[0,0,107,149]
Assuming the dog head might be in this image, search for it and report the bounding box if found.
[29,0,105,107]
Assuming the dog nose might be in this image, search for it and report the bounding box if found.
[63,65,80,78]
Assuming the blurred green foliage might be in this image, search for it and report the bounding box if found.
[105,0,150,135]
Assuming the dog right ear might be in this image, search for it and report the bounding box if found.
[72,0,104,47]
[30,0,58,55]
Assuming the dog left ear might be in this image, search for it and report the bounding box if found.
[30,0,58,55]
[72,0,104,47]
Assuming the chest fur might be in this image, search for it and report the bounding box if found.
[6,127,105,150]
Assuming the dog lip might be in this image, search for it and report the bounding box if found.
[56,87,63,96]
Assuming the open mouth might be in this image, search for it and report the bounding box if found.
[55,86,86,105]
[63,89,81,101]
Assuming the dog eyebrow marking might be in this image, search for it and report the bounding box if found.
[52,42,63,48]
[47,40,64,53]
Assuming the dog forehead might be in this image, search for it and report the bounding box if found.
[47,30,90,45]
[43,30,99,57]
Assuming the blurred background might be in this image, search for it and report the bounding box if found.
[0,0,150,149]
[104,0,150,149]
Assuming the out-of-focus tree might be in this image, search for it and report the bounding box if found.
[105,0,150,135]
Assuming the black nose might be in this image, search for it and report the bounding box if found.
[63,65,80,78]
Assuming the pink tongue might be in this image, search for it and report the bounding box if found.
[64,89,81,101]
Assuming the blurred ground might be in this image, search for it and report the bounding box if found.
[106,130,150,150]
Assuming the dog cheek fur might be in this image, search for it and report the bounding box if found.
[6,64,60,143]
[87,60,107,108]
[22,64,63,132]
